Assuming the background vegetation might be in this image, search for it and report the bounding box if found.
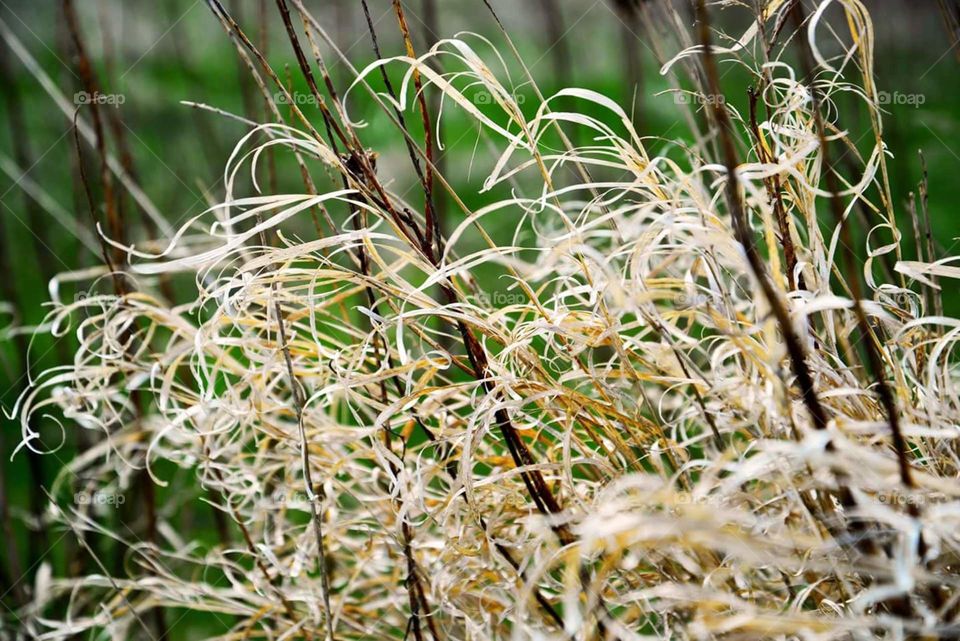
[1,1,959,638]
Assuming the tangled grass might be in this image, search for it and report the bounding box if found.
[9,0,960,638]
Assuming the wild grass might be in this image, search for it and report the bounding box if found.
[7,0,960,639]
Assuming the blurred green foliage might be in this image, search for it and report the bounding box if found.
[0,1,957,636]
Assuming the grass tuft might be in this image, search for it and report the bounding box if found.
[9,1,960,638]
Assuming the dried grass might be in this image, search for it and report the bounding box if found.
[10,0,960,639]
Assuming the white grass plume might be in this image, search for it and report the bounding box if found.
[13,1,960,639]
